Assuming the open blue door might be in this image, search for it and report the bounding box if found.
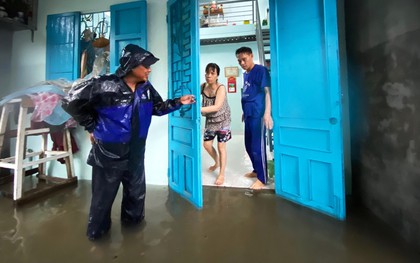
[270,0,347,219]
[167,0,202,208]
[46,12,80,80]
[110,0,147,73]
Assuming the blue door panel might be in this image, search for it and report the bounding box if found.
[279,154,300,197]
[110,1,147,73]
[113,10,145,35]
[170,152,180,186]
[46,12,80,81]
[270,0,346,219]
[49,45,74,70]
[309,160,334,207]
[167,0,202,208]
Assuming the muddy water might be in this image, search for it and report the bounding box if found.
[0,181,419,263]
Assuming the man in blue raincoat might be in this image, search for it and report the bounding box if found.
[62,44,196,241]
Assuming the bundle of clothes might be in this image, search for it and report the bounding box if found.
[0,79,80,161]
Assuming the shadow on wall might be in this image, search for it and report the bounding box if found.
[348,27,420,249]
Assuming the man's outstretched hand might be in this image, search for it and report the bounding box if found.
[180,95,196,105]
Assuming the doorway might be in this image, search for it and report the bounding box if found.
[168,0,348,218]
[198,0,274,189]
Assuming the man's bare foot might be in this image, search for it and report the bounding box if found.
[214,175,224,186]
[249,179,265,190]
[244,172,257,178]
[208,163,219,172]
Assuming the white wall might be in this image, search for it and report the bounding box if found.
[258,0,269,24]
[10,0,170,184]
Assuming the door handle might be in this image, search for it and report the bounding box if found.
[329,117,337,125]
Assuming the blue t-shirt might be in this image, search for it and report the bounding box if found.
[241,64,270,118]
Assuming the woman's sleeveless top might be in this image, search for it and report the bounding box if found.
[201,83,231,131]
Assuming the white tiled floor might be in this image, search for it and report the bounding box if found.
[201,133,274,189]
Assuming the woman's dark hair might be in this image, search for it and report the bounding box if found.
[205,63,220,76]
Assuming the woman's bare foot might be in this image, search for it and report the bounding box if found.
[244,171,257,178]
[214,174,224,186]
[249,179,265,190]
[208,163,219,172]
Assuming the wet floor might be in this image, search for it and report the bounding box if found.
[0,180,419,263]
[201,133,275,189]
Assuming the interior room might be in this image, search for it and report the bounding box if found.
[0,0,419,261]
[198,0,273,189]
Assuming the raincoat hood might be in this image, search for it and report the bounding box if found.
[115,44,159,77]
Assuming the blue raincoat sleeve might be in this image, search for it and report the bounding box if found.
[62,79,99,133]
[150,85,182,116]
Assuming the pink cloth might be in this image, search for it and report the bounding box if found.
[28,93,61,122]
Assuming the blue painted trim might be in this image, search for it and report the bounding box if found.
[167,0,174,184]
[269,0,280,194]
[323,0,346,220]
[190,0,203,209]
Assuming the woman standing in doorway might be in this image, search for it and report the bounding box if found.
[201,63,232,186]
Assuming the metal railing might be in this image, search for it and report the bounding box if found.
[80,11,111,40]
[199,0,256,27]
[199,0,268,67]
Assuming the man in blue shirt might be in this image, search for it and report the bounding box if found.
[236,47,273,189]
